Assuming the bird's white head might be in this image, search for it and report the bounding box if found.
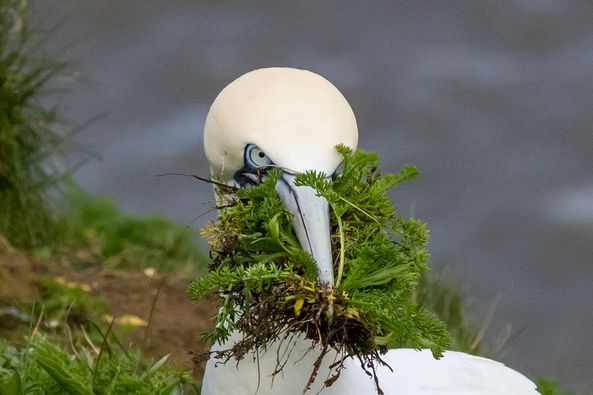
[203,67,358,290]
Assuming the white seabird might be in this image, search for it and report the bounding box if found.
[201,67,539,394]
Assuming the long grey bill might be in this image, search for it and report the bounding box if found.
[275,173,334,291]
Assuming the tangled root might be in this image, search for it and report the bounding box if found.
[193,285,391,394]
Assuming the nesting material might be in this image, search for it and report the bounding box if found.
[189,147,449,392]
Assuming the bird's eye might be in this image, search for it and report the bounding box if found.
[245,144,273,169]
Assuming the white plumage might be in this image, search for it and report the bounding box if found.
[201,67,539,394]
[202,333,537,394]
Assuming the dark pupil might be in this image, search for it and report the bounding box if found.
[258,152,265,159]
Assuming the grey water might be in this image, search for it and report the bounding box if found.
[32,1,593,392]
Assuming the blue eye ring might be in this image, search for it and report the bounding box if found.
[244,144,273,169]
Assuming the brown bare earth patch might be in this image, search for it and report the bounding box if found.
[0,237,216,378]
[0,238,46,303]
[65,268,216,375]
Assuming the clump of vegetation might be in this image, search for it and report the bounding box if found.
[0,335,197,395]
[0,0,70,248]
[56,185,207,274]
[189,146,449,392]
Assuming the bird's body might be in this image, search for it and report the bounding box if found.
[202,333,537,395]
[201,67,539,394]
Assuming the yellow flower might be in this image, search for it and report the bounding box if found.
[104,314,148,327]
[54,276,92,292]
[293,298,305,317]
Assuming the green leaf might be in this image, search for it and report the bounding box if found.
[36,353,94,395]
[141,354,171,380]
[0,372,23,395]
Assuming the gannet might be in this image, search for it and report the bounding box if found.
[201,67,539,394]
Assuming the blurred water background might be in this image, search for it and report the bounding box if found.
[32,1,592,392]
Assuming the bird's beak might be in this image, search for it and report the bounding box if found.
[275,173,334,292]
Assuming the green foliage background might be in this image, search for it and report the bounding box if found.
[0,0,68,248]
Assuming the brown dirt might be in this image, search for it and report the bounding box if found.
[0,237,47,303]
[0,236,216,378]
[64,267,217,375]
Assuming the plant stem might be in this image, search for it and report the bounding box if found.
[332,203,346,289]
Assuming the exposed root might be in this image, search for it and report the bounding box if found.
[193,283,391,394]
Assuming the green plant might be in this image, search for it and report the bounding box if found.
[0,0,70,248]
[189,146,449,390]
[0,335,198,395]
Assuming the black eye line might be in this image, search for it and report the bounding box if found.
[233,165,275,187]
[331,161,344,179]
[243,144,253,168]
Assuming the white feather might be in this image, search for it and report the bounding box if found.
[201,333,539,394]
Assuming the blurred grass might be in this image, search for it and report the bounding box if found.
[0,271,107,343]
[0,1,206,391]
[35,276,107,328]
[535,378,575,395]
[417,273,485,355]
[418,272,576,394]
[0,0,70,248]
[54,184,207,275]
[0,275,200,394]
[0,335,198,395]
[0,0,207,275]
